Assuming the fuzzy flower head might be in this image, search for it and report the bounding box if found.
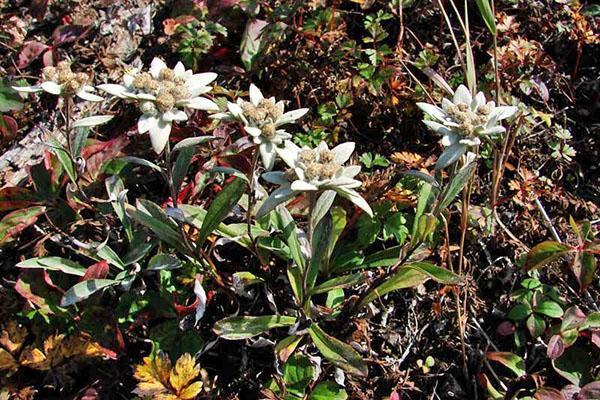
[98,57,218,154]
[257,141,372,217]
[417,85,518,169]
[13,61,103,102]
[212,84,309,170]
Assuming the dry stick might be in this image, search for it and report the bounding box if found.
[436,0,467,79]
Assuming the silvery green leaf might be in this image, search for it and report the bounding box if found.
[311,190,337,229]
[72,115,114,128]
[435,143,468,170]
[402,170,440,188]
[256,186,295,218]
[172,136,217,152]
[119,156,162,172]
[416,102,447,122]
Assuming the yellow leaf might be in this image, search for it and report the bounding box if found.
[179,381,203,400]
[19,347,49,370]
[133,355,171,397]
[169,353,200,393]
[0,348,18,371]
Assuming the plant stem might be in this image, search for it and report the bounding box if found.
[247,148,260,247]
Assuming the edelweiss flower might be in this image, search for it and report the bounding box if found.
[98,58,218,154]
[257,141,372,217]
[211,84,308,170]
[417,85,517,169]
[13,61,103,102]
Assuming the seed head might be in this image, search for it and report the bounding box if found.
[321,163,339,179]
[169,86,191,101]
[457,103,469,112]
[319,149,335,163]
[156,91,175,112]
[159,68,176,81]
[305,163,324,180]
[261,123,276,138]
[299,149,316,163]
[43,66,58,81]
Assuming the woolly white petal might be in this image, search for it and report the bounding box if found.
[249,83,264,106]
[341,165,361,178]
[260,142,277,171]
[277,141,301,168]
[181,97,219,111]
[331,142,355,164]
[276,108,309,126]
[173,62,186,79]
[150,58,167,78]
[12,85,42,93]
[336,187,372,217]
[40,81,62,95]
[187,72,217,88]
[416,102,447,122]
[490,106,518,121]
[76,90,104,102]
[97,84,127,98]
[137,114,158,133]
[291,180,319,191]
[148,118,172,154]
[453,85,472,105]
[245,126,262,137]
[163,109,188,122]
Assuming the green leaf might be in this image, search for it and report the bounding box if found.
[17,256,87,276]
[577,252,597,289]
[552,346,594,385]
[197,177,245,247]
[0,80,24,112]
[71,127,89,157]
[48,136,77,184]
[276,205,306,271]
[309,272,368,296]
[474,0,496,34]
[125,202,187,254]
[308,323,367,376]
[275,335,303,363]
[356,262,459,311]
[61,279,120,306]
[282,354,316,396]
[213,315,297,340]
[508,303,532,321]
[148,254,182,271]
[535,301,564,318]
[526,314,546,338]
[308,381,348,400]
[383,212,408,244]
[307,211,334,292]
[105,175,133,243]
[362,246,402,269]
[524,241,571,271]
[172,146,194,194]
[439,161,476,210]
[172,136,217,152]
[486,352,526,377]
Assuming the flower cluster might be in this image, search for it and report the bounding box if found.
[13,61,103,102]
[258,141,372,218]
[417,85,517,169]
[212,84,308,170]
[98,58,218,154]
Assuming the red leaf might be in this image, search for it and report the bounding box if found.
[496,321,516,336]
[52,25,90,47]
[546,335,565,360]
[389,390,401,400]
[17,41,49,68]
[82,136,129,180]
[81,260,110,281]
[0,206,46,246]
[14,270,63,312]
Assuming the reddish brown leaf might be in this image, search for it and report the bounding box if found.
[0,115,18,142]
[52,25,90,47]
[81,260,110,281]
[17,41,49,68]
[0,187,40,212]
[0,206,46,246]
[82,136,129,180]
[546,335,565,359]
[30,0,49,20]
